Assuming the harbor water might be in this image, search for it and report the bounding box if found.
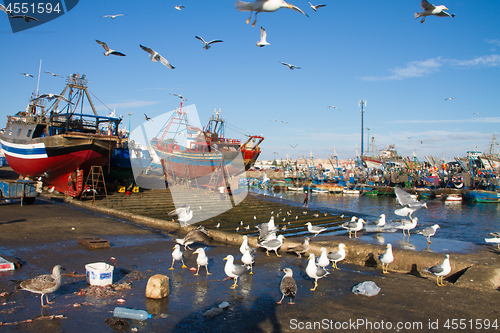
[250,188,500,248]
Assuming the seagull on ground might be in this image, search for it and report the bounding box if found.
[316,247,330,269]
[101,14,125,19]
[32,94,73,104]
[175,5,185,11]
[241,247,255,274]
[327,243,346,270]
[417,224,440,243]
[287,237,309,258]
[256,216,278,242]
[485,232,500,249]
[235,0,308,27]
[96,40,126,57]
[223,255,250,289]
[277,268,297,305]
[193,248,211,275]
[342,216,364,238]
[140,45,175,69]
[394,187,427,218]
[373,214,386,231]
[424,254,451,286]
[280,61,301,70]
[18,265,63,308]
[170,244,187,270]
[176,226,212,250]
[414,0,454,23]
[0,4,12,16]
[9,14,40,22]
[195,36,223,49]
[308,2,326,12]
[378,244,394,274]
[305,222,326,237]
[21,73,33,77]
[256,26,270,47]
[306,253,329,291]
[395,217,418,236]
[240,235,256,255]
[258,234,285,257]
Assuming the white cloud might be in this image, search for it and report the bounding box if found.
[389,117,500,124]
[486,39,500,47]
[448,54,500,68]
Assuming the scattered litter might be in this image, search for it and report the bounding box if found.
[203,307,223,318]
[0,257,16,271]
[352,281,381,297]
[78,236,110,249]
[85,262,114,286]
[117,298,126,303]
[113,307,151,320]
[218,301,229,309]
[113,282,131,291]
[78,285,116,298]
[0,315,66,326]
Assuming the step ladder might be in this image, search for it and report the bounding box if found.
[81,166,108,205]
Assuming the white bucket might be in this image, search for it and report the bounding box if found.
[85,262,114,286]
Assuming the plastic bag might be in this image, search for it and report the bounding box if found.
[352,281,381,296]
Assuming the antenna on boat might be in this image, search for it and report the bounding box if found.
[36,59,42,98]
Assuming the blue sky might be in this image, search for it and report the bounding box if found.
[1,0,499,161]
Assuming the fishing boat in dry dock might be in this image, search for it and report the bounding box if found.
[0,74,121,196]
[150,99,264,186]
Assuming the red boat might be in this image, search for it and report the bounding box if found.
[0,74,121,196]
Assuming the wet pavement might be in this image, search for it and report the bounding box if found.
[1,197,500,332]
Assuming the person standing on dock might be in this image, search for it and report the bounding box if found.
[303,191,308,208]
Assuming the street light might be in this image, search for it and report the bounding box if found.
[366,127,370,155]
[358,100,366,156]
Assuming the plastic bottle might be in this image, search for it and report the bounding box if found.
[113,307,151,320]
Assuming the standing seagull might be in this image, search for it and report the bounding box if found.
[308,2,326,12]
[373,214,386,231]
[342,216,365,238]
[241,247,255,274]
[485,232,500,249]
[258,234,285,257]
[306,253,329,291]
[287,237,309,258]
[316,247,330,269]
[424,254,451,286]
[19,265,63,307]
[277,268,297,305]
[170,244,187,270]
[280,61,301,70]
[96,40,126,57]
[305,222,327,237]
[395,217,418,236]
[101,14,125,19]
[414,0,454,23]
[235,0,308,27]
[417,224,440,243]
[140,45,175,69]
[223,255,250,289]
[256,26,270,47]
[327,243,346,270]
[193,248,211,275]
[378,244,394,274]
[195,36,224,49]
[240,235,256,255]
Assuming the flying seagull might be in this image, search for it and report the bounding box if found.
[144,114,153,122]
[195,36,224,49]
[140,45,175,69]
[445,97,455,101]
[175,226,212,250]
[21,73,33,78]
[18,265,63,307]
[280,61,301,70]
[32,93,73,104]
[175,5,185,11]
[308,2,326,12]
[101,14,125,19]
[290,144,298,149]
[256,26,270,47]
[95,40,126,57]
[45,71,62,77]
[170,93,187,101]
[414,0,455,24]
[9,15,40,22]
[0,4,12,16]
[235,0,308,27]
[394,187,427,218]
[328,106,339,110]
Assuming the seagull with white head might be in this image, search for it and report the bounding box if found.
[235,0,308,27]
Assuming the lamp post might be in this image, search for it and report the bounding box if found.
[127,112,133,134]
[358,100,366,156]
[366,127,370,156]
